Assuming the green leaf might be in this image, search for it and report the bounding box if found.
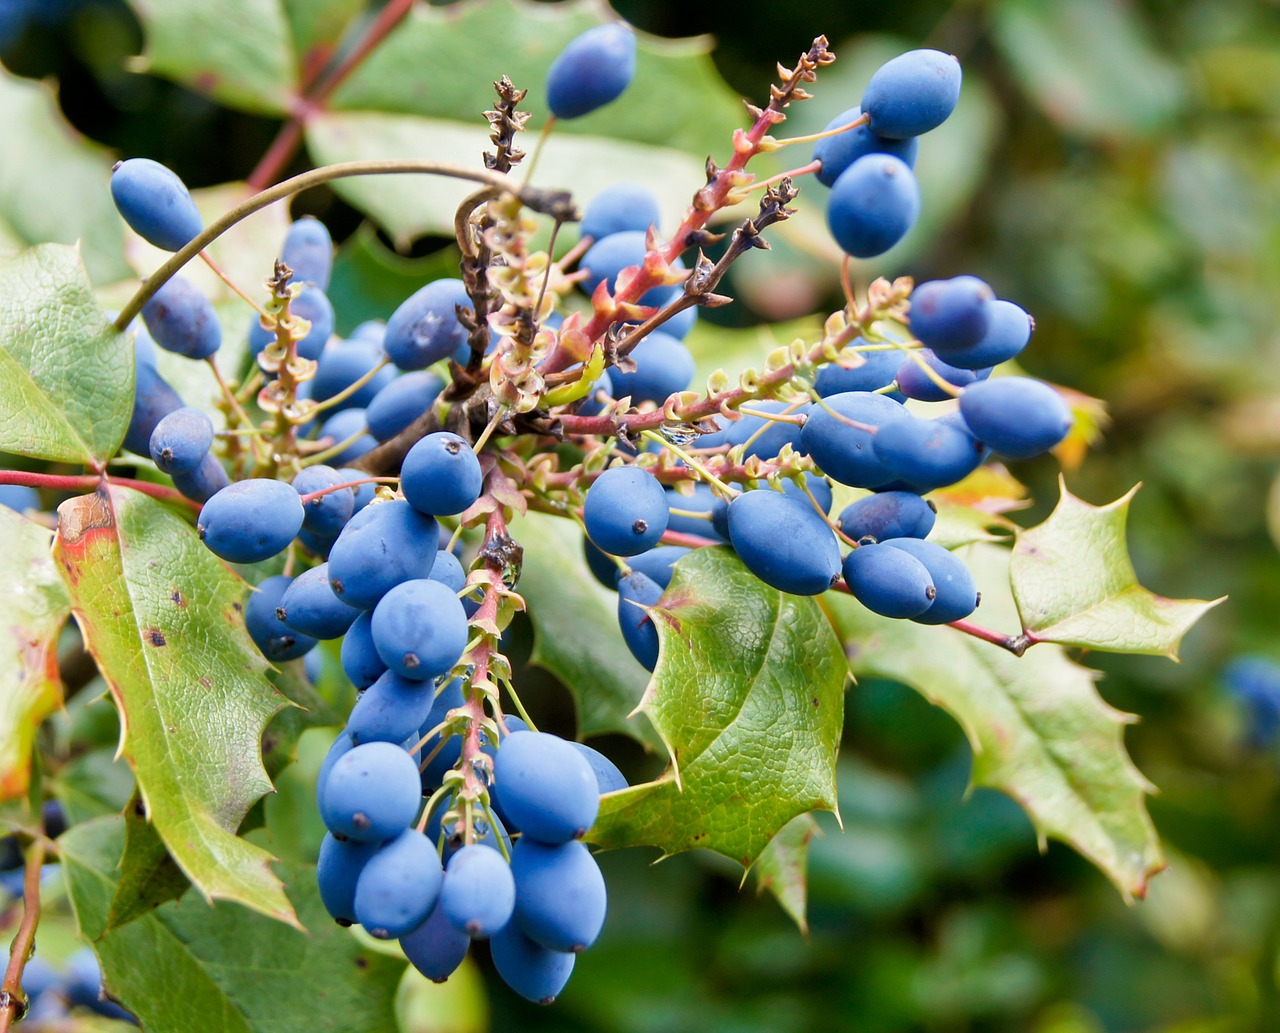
[1012,481,1222,658]
[61,816,405,1033]
[306,111,719,247]
[51,747,135,828]
[991,0,1185,140]
[589,548,845,867]
[107,790,191,930]
[53,486,297,925]
[0,244,133,464]
[831,542,1164,901]
[332,0,742,155]
[515,512,656,748]
[0,69,129,283]
[753,813,819,933]
[0,507,70,801]
[125,0,297,115]
[282,0,364,72]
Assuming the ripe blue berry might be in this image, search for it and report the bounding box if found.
[400,432,483,517]
[440,844,516,939]
[276,563,360,639]
[245,575,317,661]
[280,216,333,289]
[401,901,471,983]
[198,479,305,564]
[354,828,443,939]
[148,406,213,474]
[881,537,978,624]
[110,158,203,251]
[340,610,387,690]
[370,578,469,681]
[896,349,989,402]
[384,279,472,371]
[171,452,230,504]
[958,377,1073,460]
[622,546,689,592]
[583,465,668,556]
[838,491,936,542]
[347,669,438,746]
[871,413,984,491]
[319,741,422,842]
[316,408,378,466]
[546,23,637,120]
[580,182,661,241]
[328,499,439,608]
[909,276,995,355]
[726,489,841,596]
[826,154,920,258]
[493,731,600,843]
[490,921,575,1004]
[947,299,1033,370]
[813,105,919,187]
[861,49,962,139]
[365,371,444,442]
[511,837,607,952]
[814,345,905,400]
[317,833,378,925]
[799,390,908,489]
[142,275,221,360]
[571,741,628,794]
[842,543,936,619]
[123,360,183,456]
[292,465,355,538]
[664,483,727,543]
[616,569,663,670]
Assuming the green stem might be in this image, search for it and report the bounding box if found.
[639,431,734,495]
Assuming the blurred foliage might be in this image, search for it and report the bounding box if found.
[3,0,1280,1030]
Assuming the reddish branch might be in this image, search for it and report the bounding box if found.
[0,830,46,1032]
[0,470,200,513]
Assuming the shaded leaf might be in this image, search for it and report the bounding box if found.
[0,506,70,801]
[107,790,190,930]
[991,0,1185,140]
[283,0,364,74]
[589,548,845,867]
[0,244,133,464]
[0,69,129,283]
[831,542,1164,901]
[1012,481,1222,658]
[61,816,405,1033]
[753,812,819,933]
[306,111,717,246]
[51,746,135,828]
[125,0,297,115]
[53,486,296,924]
[516,512,656,748]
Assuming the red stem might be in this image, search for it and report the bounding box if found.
[0,827,45,1032]
[0,470,201,513]
[247,0,416,190]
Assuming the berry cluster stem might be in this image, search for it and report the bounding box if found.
[0,828,46,1032]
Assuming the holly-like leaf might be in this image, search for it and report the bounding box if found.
[516,512,657,748]
[0,507,69,802]
[53,486,296,925]
[124,0,297,115]
[1012,480,1222,658]
[0,69,129,284]
[589,548,845,867]
[61,816,405,1033]
[107,790,190,930]
[753,813,820,933]
[830,543,1164,901]
[0,244,133,464]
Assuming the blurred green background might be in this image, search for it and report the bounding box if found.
[5,0,1280,1030]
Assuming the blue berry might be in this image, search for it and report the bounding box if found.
[401,900,471,982]
[441,844,516,938]
[276,563,360,639]
[317,833,379,925]
[946,299,1033,370]
[280,216,333,289]
[365,371,444,442]
[0,485,38,513]
[292,465,356,538]
[370,578,469,680]
[142,275,221,360]
[837,491,936,542]
[354,828,443,939]
[871,413,984,491]
[799,391,908,490]
[110,158,203,251]
[316,732,354,814]
[123,360,183,456]
[319,740,422,842]
[958,377,1073,460]
[245,575,316,662]
[909,276,995,355]
[546,23,636,120]
[664,483,727,543]
[170,451,230,503]
[813,105,919,187]
[347,669,438,745]
[384,279,473,371]
[490,921,575,1004]
[617,569,663,670]
[493,731,599,844]
[340,610,387,689]
[826,154,920,258]
[571,741,628,794]
[198,479,304,564]
[622,546,689,591]
[814,345,905,400]
[861,49,962,139]
[578,231,686,310]
[584,466,668,557]
[726,489,841,596]
[148,406,213,474]
[606,331,695,405]
[511,837,607,952]
[309,337,395,410]
[842,543,935,619]
[580,182,661,240]
[316,408,378,466]
[328,499,439,608]
[400,432,483,517]
[881,537,978,624]
[896,349,989,402]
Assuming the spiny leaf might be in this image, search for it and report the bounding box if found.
[831,543,1164,901]
[1012,480,1222,658]
[0,507,70,802]
[753,813,820,933]
[0,244,133,464]
[61,816,405,1033]
[53,486,296,925]
[516,512,657,748]
[589,548,845,867]
[107,790,191,931]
